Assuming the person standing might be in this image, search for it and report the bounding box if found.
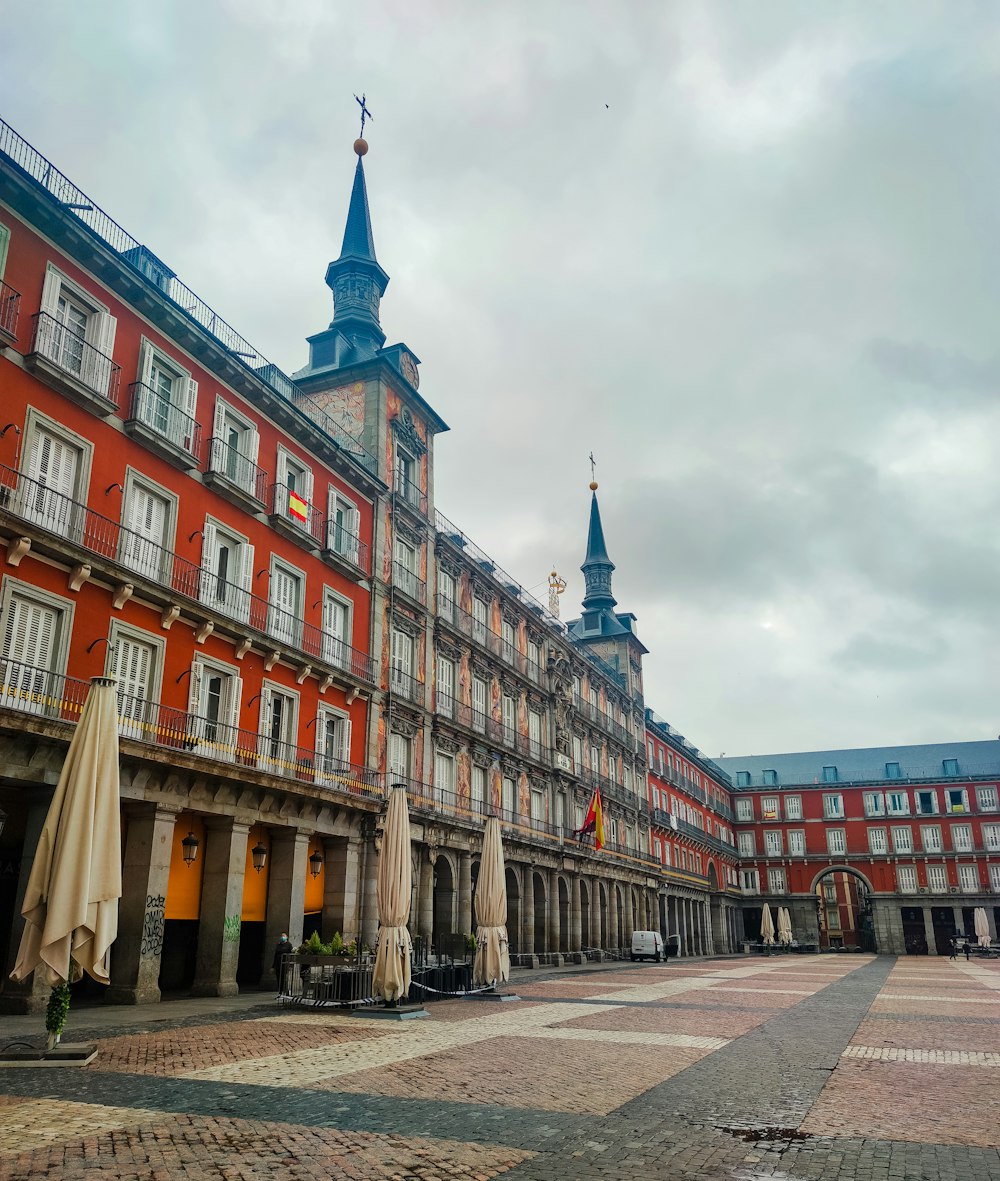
[273,933,290,993]
[963,940,972,961]
[949,936,958,961]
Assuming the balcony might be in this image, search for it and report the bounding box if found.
[125,382,201,469]
[392,472,427,516]
[0,280,20,344]
[0,461,376,686]
[204,436,267,512]
[25,312,121,416]
[268,483,324,549]
[322,518,370,580]
[573,692,633,749]
[389,663,424,705]
[392,561,426,607]
[0,661,381,799]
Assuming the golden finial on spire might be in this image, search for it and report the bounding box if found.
[588,450,598,491]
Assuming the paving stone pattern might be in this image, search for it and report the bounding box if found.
[1,955,998,1180]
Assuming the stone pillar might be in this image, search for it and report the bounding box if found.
[458,851,473,936]
[624,890,634,943]
[360,830,378,951]
[192,819,250,997]
[922,907,937,955]
[1,792,56,1013]
[260,828,311,989]
[418,850,434,950]
[522,869,535,955]
[609,884,619,952]
[106,805,178,1005]
[322,835,361,941]
[571,876,582,952]
[547,871,559,956]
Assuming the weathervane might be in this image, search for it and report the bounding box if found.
[589,451,598,491]
[354,93,373,138]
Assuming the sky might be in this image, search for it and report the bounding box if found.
[3,2,999,757]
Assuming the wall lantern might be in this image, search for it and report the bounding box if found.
[309,849,324,878]
[251,840,268,873]
[181,831,199,866]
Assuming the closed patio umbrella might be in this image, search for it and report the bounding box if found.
[472,815,510,988]
[11,677,121,995]
[974,907,991,949]
[760,903,776,946]
[777,907,793,945]
[372,784,412,1004]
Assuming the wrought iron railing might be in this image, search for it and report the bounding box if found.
[392,561,426,605]
[30,312,121,404]
[324,517,370,576]
[269,483,324,546]
[0,280,20,339]
[207,436,267,504]
[0,463,376,683]
[392,473,427,515]
[389,663,423,704]
[127,382,200,461]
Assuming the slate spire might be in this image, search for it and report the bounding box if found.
[581,483,617,612]
[340,155,378,261]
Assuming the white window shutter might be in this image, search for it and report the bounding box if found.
[39,267,62,317]
[200,520,217,580]
[137,339,154,387]
[303,465,314,506]
[340,717,351,763]
[227,673,243,732]
[248,426,260,466]
[258,684,272,736]
[0,223,10,281]
[235,541,253,622]
[212,398,226,445]
[276,448,288,488]
[94,312,117,358]
[187,661,203,716]
[183,378,199,452]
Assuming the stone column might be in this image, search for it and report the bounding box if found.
[260,828,311,989]
[359,829,379,951]
[547,871,559,956]
[106,804,178,1005]
[1,792,55,1013]
[522,869,535,955]
[458,851,473,936]
[609,884,619,952]
[570,876,582,952]
[322,835,361,941]
[624,890,634,943]
[418,850,434,952]
[192,819,250,997]
[922,907,937,955]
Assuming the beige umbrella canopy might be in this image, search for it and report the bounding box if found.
[372,784,413,1004]
[11,677,121,987]
[760,903,776,946]
[974,907,991,949]
[472,815,510,988]
[777,907,793,945]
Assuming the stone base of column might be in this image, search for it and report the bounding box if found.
[522,955,540,969]
[550,953,564,967]
[565,951,585,964]
[104,984,161,1006]
[191,981,241,998]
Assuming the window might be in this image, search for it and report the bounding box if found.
[762,769,778,787]
[327,490,360,563]
[740,869,760,893]
[0,221,9,280]
[17,412,91,539]
[784,795,802,821]
[388,731,411,780]
[502,694,516,743]
[437,567,455,618]
[210,400,261,497]
[0,581,73,714]
[976,785,998,812]
[787,830,806,856]
[826,828,846,856]
[501,619,516,661]
[275,447,314,529]
[886,791,909,816]
[737,831,755,857]
[761,796,780,820]
[868,827,887,855]
[321,592,352,668]
[925,865,946,893]
[945,788,968,814]
[891,826,913,854]
[763,830,782,857]
[821,765,838,783]
[768,868,786,894]
[572,733,583,771]
[434,751,455,796]
[920,825,943,853]
[951,824,973,853]
[942,758,960,776]
[314,705,350,782]
[590,743,600,774]
[530,789,545,824]
[608,754,618,783]
[393,536,420,599]
[472,676,488,730]
[37,265,117,395]
[885,761,902,779]
[983,823,1000,853]
[471,763,486,808]
[436,656,455,718]
[863,791,885,817]
[188,658,242,758]
[268,560,304,648]
[735,798,753,822]
[390,629,415,697]
[823,794,845,819]
[259,682,299,770]
[915,790,938,816]
[119,475,175,583]
[502,775,516,815]
[108,624,163,736]
[200,520,253,624]
[134,338,198,454]
[473,597,489,644]
[896,865,917,894]
[393,445,416,502]
[990,864,1000,893]
[735,771,751,787]
[528,709,543,758]
[527,639,541,674]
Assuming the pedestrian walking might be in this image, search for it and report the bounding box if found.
[963,940,972,961]
[948,937,958,961]
[273,932,290,992]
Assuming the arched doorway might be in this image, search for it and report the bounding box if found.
[811,866,875,952]
[532,871,547,954]
[580,880,590,950]
[505,866,520,956]
[707,861,718,891]
[433,855,456,955]
[558,878,570,952]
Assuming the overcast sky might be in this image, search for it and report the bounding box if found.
[4,3,998,757]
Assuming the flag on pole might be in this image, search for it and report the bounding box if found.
[288,489,308,523]
[576,787,605,850]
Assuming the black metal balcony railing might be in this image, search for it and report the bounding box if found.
[389,664,423,704]
[573,692,633,749]
[0,661,382,798]
[470,707,503,743]
[392,473,428,515]
[207,436,267,504]
[436,592,456,625]
[269,483,324,547]
[127,382,201,462]
[0,280,20,338]
[392,561,426,606]
[30,312,121,404]
[0,462,376,684]
[324,518,370,576]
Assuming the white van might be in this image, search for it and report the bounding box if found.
[630,930,664,962]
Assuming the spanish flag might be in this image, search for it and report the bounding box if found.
[288,489,309,523]
[578,787,605,850]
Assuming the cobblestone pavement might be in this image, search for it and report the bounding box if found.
[1,954,998,1179]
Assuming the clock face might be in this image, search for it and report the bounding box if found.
[400,352,419,389]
